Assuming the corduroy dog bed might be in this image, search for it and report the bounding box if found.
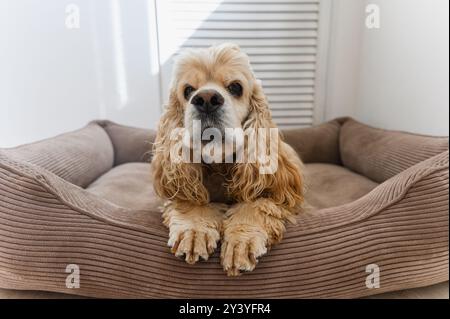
[0,118,448,298]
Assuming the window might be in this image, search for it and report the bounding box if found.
[155,0,331,128]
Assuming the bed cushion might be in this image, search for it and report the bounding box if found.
[304,163,379,209]
[86,163,163,213]
[0,118,447,299]
[340,119,449,182]
[86,162,379,212]
[94,120,156,166]
[2,123,114,188]
[282,119,342,165]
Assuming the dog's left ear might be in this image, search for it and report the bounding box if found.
[229,81,304,209]
[152,85,209,205]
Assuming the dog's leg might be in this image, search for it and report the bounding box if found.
[163,202,225,264]
[220,198,295,276]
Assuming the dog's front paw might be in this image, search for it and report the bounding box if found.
[163,204,223,264]
[169,227,220,264]
[220,225,268,276]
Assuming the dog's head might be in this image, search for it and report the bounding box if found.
[169,43,270,136]
[152,43,303,208]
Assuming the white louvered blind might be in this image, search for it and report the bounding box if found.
[155,0,330,128]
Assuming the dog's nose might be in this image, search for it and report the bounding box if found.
[191,90,224,114]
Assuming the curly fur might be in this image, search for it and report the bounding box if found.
[228,80,304,210]
[152,90,209,205]
[151,43,305,275]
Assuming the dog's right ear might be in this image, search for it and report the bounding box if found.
[228,80,304,209]
[151,85,209,205]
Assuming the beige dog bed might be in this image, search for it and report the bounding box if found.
[0,118,448,298]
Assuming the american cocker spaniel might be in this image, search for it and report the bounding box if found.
[151,43,304,276]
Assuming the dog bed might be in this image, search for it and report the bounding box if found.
[0,118,448,298]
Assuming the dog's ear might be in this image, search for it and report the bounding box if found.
[152,85,209,205]
[228,81,304,209]
[242,80,275,131]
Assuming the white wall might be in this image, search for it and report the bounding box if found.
[2,0,448,148]
[0,0,161,148]
[325,0,449,136]
[323,0,364,120]
[357,0,449,135]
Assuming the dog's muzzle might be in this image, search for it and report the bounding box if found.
[191,89,225,133]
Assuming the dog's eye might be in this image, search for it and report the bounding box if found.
[227,82,243,97]
[183,85,195,100]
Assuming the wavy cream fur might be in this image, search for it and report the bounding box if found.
[152,43,304,275]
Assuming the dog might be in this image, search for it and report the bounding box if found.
[151,43,304,276]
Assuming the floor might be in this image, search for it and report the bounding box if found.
[0,281,448,299]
